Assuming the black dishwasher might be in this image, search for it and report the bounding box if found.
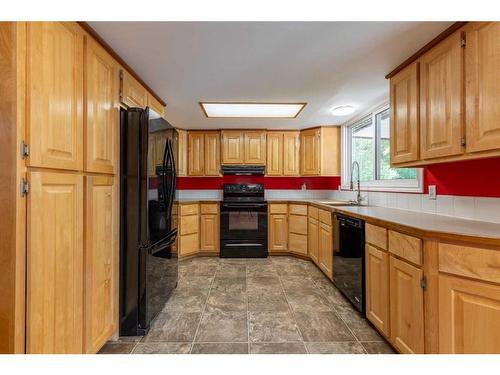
[333,214,365,315]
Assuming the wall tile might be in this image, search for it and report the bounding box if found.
[407,194,422,212]
[475,197,500,224]
[436,195,454,217]
[421,195,437,214]
[453,196,475,220]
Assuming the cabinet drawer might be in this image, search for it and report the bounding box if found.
[308,205,319,219]
[318,209,332,225]
[388,230,422,266]
[438,243,500,284]
[200,203,218,214]
[269,203,288,214]
[180,203,199,216]
[289,204,307,216]
[180,215,199,235]
[289,233,307,255]
[289,215,307,235]
[366,223,388,250]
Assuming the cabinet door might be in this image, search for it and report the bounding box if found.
[266,132,283,176]
[85,37,118,174]
[283,131,300,176]
[269,214,288,252]
[154,132,167,169]
[200,214,219,252]
[465,22,500,153]
[300,129,320,175]
[389,256,424,354]
[420,31,463,159]
[188,132,205,176]
[176,129,188,176]
[221,131,244,164]
[121,70,147,108]
[27,171,84,353]
[84,176,117,353]
[390,63,419,164]
[318,222,333,278]
[27,22,84,171]
[244,131,267,164]
[204,132,221,176]
[366,245,390,337]
[439,274,500,354]
[308,217,319,264]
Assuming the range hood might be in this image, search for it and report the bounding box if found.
[221,165,266,175]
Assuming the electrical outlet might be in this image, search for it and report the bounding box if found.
[428,185,437,200]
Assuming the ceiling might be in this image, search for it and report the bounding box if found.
[89,22,452,130]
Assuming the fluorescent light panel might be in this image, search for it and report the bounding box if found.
[200,102,305,118]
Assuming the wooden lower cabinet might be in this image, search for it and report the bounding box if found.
[200,204,219,252]
[27,171,84,353]
[288,207,308,256]
[269,214,288,252]
[439,274,500,354]
[365,245,390,337]
[308,217,319,264]
[178,204,200,257]
[318,222,333,278]
[389,256,424,354]
[84,176,117,354]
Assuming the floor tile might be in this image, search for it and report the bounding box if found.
[276,264,310,277]
[205,290,247,312]
[305,341,365,354]
[177,275,214,291]
[98,342,136,354]
[179,265,218,276]
[247,264,277,277]
[132,342,192,354]
[195,311,248,342]
[335,307,383,341]
[280,275,317,291]
[248,291,290,312]
[142,312,201,342]
[361,341,396,354]
[162,289,208,312]
[212,277,246,293]
[249,311,302,343]
[216,265,247,278]
[191,343,248,354]
[250,342,307,354]
[294,311,354,342]
[285,289,333,312]
[247,276,282,293]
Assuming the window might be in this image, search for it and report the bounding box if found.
[342,105,422,192]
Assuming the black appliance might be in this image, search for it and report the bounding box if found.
[221,165,265,175]
[119,107,178,336]
[333,214,366,315]
[220,183,268,258]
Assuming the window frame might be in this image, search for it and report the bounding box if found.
[341,104,423,193]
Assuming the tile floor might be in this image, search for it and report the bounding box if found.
[99,256,395,354]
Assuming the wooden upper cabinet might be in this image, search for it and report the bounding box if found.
[27,171,84,353]
[439,274,500,354]
[84,176,117,354]
[27,22,84,171]
[420,31,463,159]
[283,131,300,176]
[266,132,283,176]
[300,128,320,175]
[365,245,390,337]
[464,22,500,154]
[176,129,188,176]
[85,36,118,174]
[390,63,419,164]
[147,93,165,118]
[121,70,147,108]
[389,256,424,354]
[244,131,267,164]
[221,131,244,164]
[204,132,221,176]
[188,132,205,176]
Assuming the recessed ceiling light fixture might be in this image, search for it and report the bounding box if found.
[331,105,355,116]
[200,102,306,118]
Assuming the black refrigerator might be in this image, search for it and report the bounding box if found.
[119,107,178,336]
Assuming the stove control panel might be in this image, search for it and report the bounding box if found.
[223,183,264,194]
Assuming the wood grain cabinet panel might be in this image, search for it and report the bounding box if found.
[221,131,244,164]
[244,131,266,164]
[27,171,84,353]
[389,256,424,354]
[84,176,117,354]
[85,36,118,174]
[300,128,320,175]
[176,129,188,176]
[308,217,319,264]
[464,22,500,154]
[266,132,283,175]
[366,223,388,250]
[390,63,419,164]
[204,132,221,176]
[27,22,84,171]
[200,205,219,252]
[388,230,422,266]
[147,93,165,118]
[283,131,300,176]
[366,245,390,337]
[318,222,333,278]
[188,132,205,176]
[439,274,500,354]
[420,31,463,159]
[269,214,288,252]
[121,70,147,108]
[178,204,199,257]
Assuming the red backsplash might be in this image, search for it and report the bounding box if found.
[176,176,341,190]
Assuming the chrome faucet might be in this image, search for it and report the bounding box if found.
[349,161,363,205]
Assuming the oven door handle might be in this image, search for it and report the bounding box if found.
[221,203,267,209]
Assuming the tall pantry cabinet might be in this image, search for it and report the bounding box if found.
[17,22,119,353]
